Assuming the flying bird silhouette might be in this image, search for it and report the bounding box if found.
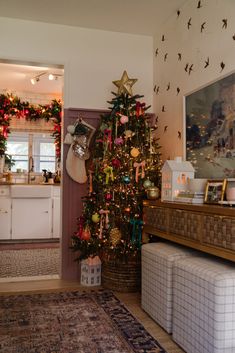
[178,131,182,139]
[222,19,227,29]
[166,83,170,91]
[177,10,181,17]
[164,53,168,61]
[233,34,235,40]
[197,1,202,9]
[162,105,166,112]
[187,18,192,29]
[178,53,182,61]
[177,87,180,95]
[220,61,225,71]
[164,125,168,132]
[204,57,209,68]
[155,48,159,56]
[153,85,156,92]
[201,22,206,33]
[162,35,165,41]
[184,63,189,72]
[155,86,160,94]
[189,64,194,75]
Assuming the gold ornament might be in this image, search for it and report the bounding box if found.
[110,227,121,246]
[113,70,137,96]
[130,147,140,158]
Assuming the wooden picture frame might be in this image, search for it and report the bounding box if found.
[204,179,227,204]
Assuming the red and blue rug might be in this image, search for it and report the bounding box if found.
[0,289,165,353]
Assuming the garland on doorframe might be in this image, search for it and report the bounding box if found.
[0,93,62,160]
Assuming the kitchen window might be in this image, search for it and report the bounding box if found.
[6,132,56,173]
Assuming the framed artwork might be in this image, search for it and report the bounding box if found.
[204,179,226,204]
[185,72,235,179]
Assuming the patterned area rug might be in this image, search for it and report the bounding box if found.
[0,248,60,278]
[0,289,165,353]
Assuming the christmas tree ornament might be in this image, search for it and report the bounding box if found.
[133,160,146,182]
[104,166,114,184]
[130,147,140,158]
[112,70,138,96]
[110,227,121,246]
[92,213,100,223]
[120,114,129,124]
[125,130,135,139]
[143,178,152,189]
[136,101,146,117]
[124,207,131,213]
[114,137,124,145]
[130,219,144,247]
[112,158,121,168]
[81,227,91,241]
[105,193,112,201]
[123,175,130,184]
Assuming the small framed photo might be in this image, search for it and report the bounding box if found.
[204,179,227,204]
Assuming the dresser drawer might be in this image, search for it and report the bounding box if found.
[144,206,168,232]
[169,209,201,241]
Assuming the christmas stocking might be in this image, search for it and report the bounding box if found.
[65,118,95,184]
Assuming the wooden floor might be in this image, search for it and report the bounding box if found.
[0,279,185,353]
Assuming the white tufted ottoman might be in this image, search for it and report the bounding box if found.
[141,242,197,333]
[173,256,235,353]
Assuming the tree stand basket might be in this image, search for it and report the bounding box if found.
[101,259,141,292]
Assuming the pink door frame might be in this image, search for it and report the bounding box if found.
[61,108,107,280]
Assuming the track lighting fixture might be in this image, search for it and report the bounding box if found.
[30,72,63,85]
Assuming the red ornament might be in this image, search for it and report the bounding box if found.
[105,193,112,201]
[81,228,91,241]
[136,101,145,117]
[112,158,121,168]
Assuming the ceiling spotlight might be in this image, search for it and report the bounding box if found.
[48,73,62,81]
[30,72,46,85]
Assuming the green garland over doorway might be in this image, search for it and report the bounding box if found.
[0,93,62,160]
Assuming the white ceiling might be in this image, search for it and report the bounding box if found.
[0,0,187,36]
[0,0,186,96]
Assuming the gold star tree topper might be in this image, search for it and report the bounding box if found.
[113,70,137,96]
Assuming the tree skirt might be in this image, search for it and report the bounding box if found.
[0,289,165,353]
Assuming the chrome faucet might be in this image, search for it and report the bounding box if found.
[29,156,34,172]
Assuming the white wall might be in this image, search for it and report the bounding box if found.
[154,0,235,160]
[0,17,153,110]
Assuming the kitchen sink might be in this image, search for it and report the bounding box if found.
[11,185,52,198]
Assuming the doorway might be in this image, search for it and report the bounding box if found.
[0,59,64,282]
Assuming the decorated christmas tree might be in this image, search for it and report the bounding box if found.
[71,71,162,265]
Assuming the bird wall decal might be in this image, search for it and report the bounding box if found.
[178,53,182,61]
[177,87,180,95]
[155,86,160,94]
[166,83,170,91]
[197,1,202,9]
[187,18,192,29]
[204,57,209,68]
[177,10,181,17]
[162,35,165,41]
[155,48,159,56]
[184,63,189,72]
[164,53,168,61]
[162,105,166,112]
[201,22,206,32]
[220,61,225,71]
[178,131,182,139]
[233,34,235,40]
[164,125,168,132]
[153,85,156,92]
[222,19,227,29]
[188,64,194,75]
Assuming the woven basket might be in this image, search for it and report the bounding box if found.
[101,258,141,292]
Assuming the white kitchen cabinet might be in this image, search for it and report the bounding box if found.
[0,197,11,239]
[12,198,52,239]
[52,186,61,238]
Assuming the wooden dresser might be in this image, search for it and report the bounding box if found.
[143,200,235,262]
